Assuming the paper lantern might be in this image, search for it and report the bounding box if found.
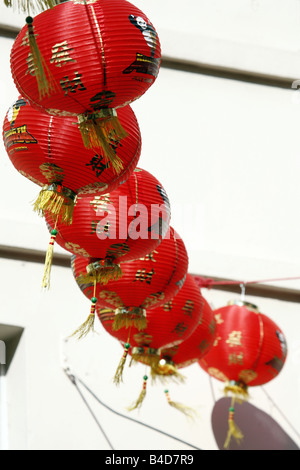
[71,226,188,336]
[198,300,288,448]
[46,167,170,288]
[10,0,161,161]
[112,294,215,414]
[147,297,216,378]
[97,273,204,385]
[2,96,141,224]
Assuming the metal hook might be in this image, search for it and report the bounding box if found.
[240,283,246,301]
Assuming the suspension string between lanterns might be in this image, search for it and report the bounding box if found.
[194,275,300,289]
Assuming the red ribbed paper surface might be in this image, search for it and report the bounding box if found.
[71,226,188,311]
[2,96,141,194]
[10,0,161,115]
[97,273,204,350]
[47,167,171,263]
[199,303,288,386]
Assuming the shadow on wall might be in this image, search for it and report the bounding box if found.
[212,397,299,451]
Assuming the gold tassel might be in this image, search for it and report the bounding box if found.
[77,261,122,286]
[113,342,130,386]
[70,296,97,340]
[113,308,147,331]
[78,111,127,175]
[41,228,57,289]
[224,381,249,402]
[224,397,244,449]
[26,16,58,100]
[4,0,56,14]
[164,390,196,420]
[151,361,186,385]
[130,347,160,370]
[33,185,76,225]
[127,375,148,411]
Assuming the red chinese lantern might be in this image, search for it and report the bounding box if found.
[10,0,161,163]
[71,226,188,337]
[198,300,288,448]
[2,96,141,224]
[45,167,170,288]
[158,297,217,373]
[114,295,216,413]
[97,273,204,385]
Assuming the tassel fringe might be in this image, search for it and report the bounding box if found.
[78,113,127,175]
[113,343,130,386]
[33,187,76,225]
[77,263,122,286]
[151,362,186,385]
[113,314,147,331]
[130,349,160,370]
[164,390,196,420]
[127,375,148,411]
[224,405,244,449]
[224,381,249,402]
[26,16,58,100]
[41,228,57,289]
[70,298,97,340]
[4,0,56,14]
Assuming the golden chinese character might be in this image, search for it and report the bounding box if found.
[50,41,76,67]
[163,300,173,312]
[228,352,244,365]
[134,268,155,285]
[90,195,112,214]
[182,300,194,317]
[214,313,224,324]
[139,250,158,262]
[226,330,242,348]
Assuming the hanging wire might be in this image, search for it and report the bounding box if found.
[261,386,300,441]
[240,283,246,302]
[63,368,202,451]
[194,275,300,289]
[67,371,115,450]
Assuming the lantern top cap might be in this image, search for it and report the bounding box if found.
[227,300,260,313]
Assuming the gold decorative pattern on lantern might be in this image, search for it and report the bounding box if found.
[39,163,64,183]
[98,290,124,308]
[133,332,153,347]
[207,367,229,382]
[226,330,243,348]
[142,292,165,309]
[18,170,43,187]
[64,242,90,257]
[78,182,108,194]
[239,369,258,384]
[228,352,244,366]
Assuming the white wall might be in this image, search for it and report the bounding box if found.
[0,0,299,450]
